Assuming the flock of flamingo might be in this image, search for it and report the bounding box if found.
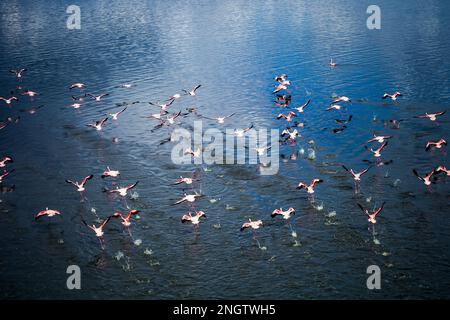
[0,61,448,250]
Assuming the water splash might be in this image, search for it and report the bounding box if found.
[255,239,267,251]
[307,148,316,161]
[293,240,302,247]
[130,192,139,200]
[313,201,324,211]
[115,251,124,261]
[327,211,337,218]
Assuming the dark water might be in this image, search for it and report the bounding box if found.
[1,0,450,299]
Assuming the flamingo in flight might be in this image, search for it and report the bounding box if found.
[0,169,15,183]
[0,96,18,105]
[274,100,290,108]
[273,83,288,94]
[147,111,169,120]
[297,179,323,194]
[87,117,108,131]
[366,141,388,158]
[69,83,86,89]
[0,156,13,168]
[229,124,254,138]
[281,129,299,142]
[167,93,182,101]
[65,175,93,192]
[87,93,109,101]
[253,146,272,156]
[21,90,39,97]
[82,216,112,249]
[152,111,182,130]
[357,202,385,224]
[148,99,174,111]
[181,211,206,225]
[71,94,86,101]
[271,207,295,220]
[293,99,311,113]
[113,209,140,227]
[173,176,195,185]
[367,134,393,144]
[241,219,263,239]
[326,104,342,111]
[108,107,127,120]
[35,208,61,220]
[342,165,371,181]
[435,166,450,176]
[10,68,27,79]
[173,192,204,205]
[332,96,351,104]
[69,103,82,109]
[413,169,436,186]
[415,111,446,122]
[274,74,287,82]
[184,147,202,158]
[277,111,297,122]
[101,167,120,178]
[382,91,402,101]
[183,84,201,96]
[426,138,447,151]
[107,181,139,197]
[202,113,236,124]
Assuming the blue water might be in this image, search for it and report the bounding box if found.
[0,0,449,299]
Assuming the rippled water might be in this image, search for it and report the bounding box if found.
[1,0,450,299]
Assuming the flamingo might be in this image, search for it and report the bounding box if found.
[297,179,323,194]
[35,208,61,220]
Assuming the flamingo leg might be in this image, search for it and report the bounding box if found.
[98,237,105,250]
[122,197,129,209]
[126,226,133,239]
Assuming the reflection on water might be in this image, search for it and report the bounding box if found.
[0,0,450,299]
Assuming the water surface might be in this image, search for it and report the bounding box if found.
[0,0,450,299]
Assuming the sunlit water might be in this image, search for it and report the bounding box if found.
[1,0,450,299]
